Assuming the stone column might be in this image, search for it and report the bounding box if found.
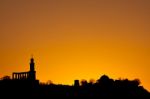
[15,74,18,79]
[19,74,21,79]
[12,73,14,79]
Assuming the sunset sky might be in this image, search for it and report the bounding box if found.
[0,0,150,91]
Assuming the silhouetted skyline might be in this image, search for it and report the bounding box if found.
[0,70,150,98]
[0,0,150,91]
[0,57,150,98]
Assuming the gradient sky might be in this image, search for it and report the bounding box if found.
[0,0,150,91]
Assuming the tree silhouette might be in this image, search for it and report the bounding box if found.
[80,79,88,86]
[0,74,149,98]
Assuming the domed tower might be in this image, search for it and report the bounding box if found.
[29,57,36,80]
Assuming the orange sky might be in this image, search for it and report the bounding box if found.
[0,0,150,91]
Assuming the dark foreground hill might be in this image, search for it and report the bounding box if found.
[0,75,149,98]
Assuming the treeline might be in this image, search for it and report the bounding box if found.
[0,75,150,98]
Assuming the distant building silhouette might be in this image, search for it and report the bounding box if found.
[12,57,36,81]
[74,80,79,87]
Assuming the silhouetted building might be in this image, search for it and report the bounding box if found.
[12,57,36,81]
[74,80,79,87]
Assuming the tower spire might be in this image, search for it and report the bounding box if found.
[30,56,35,71]
[29,56,36,80]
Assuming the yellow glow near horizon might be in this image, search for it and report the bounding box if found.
[0,0,150,91]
